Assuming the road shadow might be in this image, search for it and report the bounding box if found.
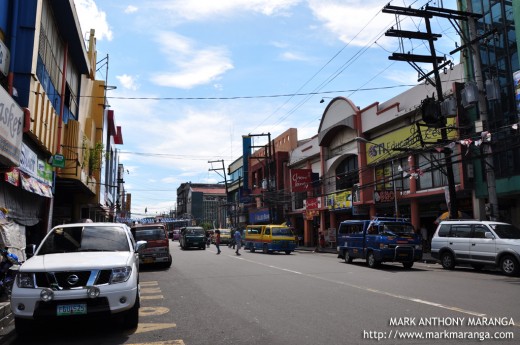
[11,317,132,344]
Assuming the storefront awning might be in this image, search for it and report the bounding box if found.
[20,172,53,198]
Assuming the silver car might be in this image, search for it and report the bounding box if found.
[430,220,520,276]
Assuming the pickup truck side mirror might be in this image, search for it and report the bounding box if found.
[135,240,147,252]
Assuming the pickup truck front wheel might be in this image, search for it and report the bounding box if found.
[402,262,414,269]
[366,252,380,268]
[344,250,353,264]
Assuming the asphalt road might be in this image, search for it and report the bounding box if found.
[3,242,520,344]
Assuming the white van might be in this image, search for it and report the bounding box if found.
[430,220,520,276]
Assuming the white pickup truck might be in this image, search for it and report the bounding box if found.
[10,222,147,335]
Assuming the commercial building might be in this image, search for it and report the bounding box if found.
[176,182,227,227]
[0,0,123,255]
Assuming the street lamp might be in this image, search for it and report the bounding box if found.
[354,137,399,218]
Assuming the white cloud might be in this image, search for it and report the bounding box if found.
[150,32,233,89]
[280,51,310,61]
[307,0,392,47]
[116,74,139,90]
[124,5,138,14]
[384,69,421,85]
[152,0,301,21]
[74,0,113,41]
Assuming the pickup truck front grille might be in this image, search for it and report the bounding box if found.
[34,270,112,289]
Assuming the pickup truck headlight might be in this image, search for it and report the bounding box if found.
[17,272,35,288]
[110,267,132,284]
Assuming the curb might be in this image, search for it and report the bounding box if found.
[295,247,439,264]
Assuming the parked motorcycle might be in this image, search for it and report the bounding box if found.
[0,248,22,300]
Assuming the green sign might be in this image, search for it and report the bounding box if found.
[51,154,65,168]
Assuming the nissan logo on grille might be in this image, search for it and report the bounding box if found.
[66,274,80,286]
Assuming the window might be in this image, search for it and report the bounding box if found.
[335,156,358,190]
[338,222,365,235]
[37,0,81,120]
[472,225,488,238]
[375,157,410,192]
[437,224,451,237]
[416,151,460,190]
[450,225,471,238]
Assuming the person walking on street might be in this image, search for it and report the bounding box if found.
[234,230,242,256]
[214,229,221,254]
[420,225,429,253]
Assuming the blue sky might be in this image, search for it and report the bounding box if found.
[74,0,459,217]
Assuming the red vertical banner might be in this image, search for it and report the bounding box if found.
[290,169,312,192]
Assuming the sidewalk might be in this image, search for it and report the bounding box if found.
[0,301,14,342]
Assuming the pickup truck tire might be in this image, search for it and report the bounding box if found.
[402,262,414,269]
[122,296,139,329]
[344,250,353,264]
[366,252,380,268]
[14,317,33,336]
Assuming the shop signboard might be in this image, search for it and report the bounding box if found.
[290,169,312,192]
[365,118,457,165]
[326,191,352,210]
[0,86,23,166]
[0,40,9,77]
[514,70,520,115]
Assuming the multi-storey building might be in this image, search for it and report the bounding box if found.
[248,128,298,225]
[0,0,123,254]
[176,182,227,226]
[460,0,520,225]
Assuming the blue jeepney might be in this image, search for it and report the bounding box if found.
[337,217,422,269]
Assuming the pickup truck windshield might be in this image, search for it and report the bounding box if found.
[37,226,130,254]
[272,227,294,236]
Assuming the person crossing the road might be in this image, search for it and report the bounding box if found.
[234,229,242,256]
[215,229,221,254]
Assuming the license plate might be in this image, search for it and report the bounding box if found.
[144,257,154,264]
[57,304,87,316]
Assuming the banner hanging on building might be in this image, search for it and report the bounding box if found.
[290,169,312,192]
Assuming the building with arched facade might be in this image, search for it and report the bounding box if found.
[289,64,475,247]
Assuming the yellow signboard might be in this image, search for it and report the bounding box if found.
[365,118,457,164]
[326,190,352,210]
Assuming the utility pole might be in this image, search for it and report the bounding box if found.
[208,159,229,227]
[383,4,479,219]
